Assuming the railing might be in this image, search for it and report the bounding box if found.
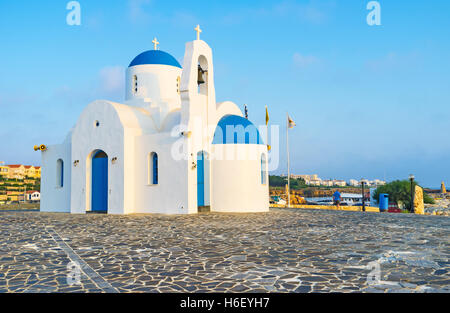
[271,204,380,213]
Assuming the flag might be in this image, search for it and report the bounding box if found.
[265,106,269,125]
[287,114,296,129]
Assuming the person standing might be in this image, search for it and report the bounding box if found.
[333,190,342,209]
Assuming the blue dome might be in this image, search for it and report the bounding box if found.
[129,50,182,68]
[212,115,264,145]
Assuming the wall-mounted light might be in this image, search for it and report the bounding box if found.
[181,131,192,138]
[112,157,118,164]
[34,144,47,152]
[73,160,80,167]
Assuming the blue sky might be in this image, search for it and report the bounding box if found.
[0,0,449,188]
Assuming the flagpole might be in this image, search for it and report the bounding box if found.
[286,112,291,208]
[265,106,269,152]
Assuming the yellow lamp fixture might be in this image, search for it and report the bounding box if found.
[34,145,47,151]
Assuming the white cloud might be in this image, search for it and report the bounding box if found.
[50,66,126,105]
[98,66,125,94]
[293,53,320,68]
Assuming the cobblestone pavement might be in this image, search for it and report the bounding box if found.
[0,209,449,293]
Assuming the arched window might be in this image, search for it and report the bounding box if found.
[148,152,158,185]
[197,56,208,95]
[133,75,138,94]
[261,154,267,185]
[56,159,64,188]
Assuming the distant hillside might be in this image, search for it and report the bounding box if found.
[0,175,40,203]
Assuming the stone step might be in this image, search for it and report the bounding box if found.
[198,206,211,213]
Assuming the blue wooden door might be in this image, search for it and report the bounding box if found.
[152,153,158,185]
[92,151,108,212]
[197,152,205,207]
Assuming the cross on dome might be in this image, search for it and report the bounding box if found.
[195,25,202,40]
[152,37,160,50]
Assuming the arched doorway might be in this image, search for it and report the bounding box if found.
[91,150,108,213]
[197,151,210,212]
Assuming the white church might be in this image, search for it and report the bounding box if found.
[39,26,269,215]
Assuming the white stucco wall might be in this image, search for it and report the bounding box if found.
[126,64,182,109]
[40,136,72,213]
[133,132,189,214]
[70,100,128,214]
[211,144,269,213]
[215,101,243,126]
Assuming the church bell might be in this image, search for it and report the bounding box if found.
[197,65,206,85]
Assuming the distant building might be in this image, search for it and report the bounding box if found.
[6,191,21,202]
[372,179,386,187]
[321,180,334,187]
[348,179,386,187]
[285,174,384,188]
[26,190,40,202]
[24,166,41,179]
[309,179,322,186]
[4,165,25,179]
[315,179,347,187]
[333,180,347,187]
[282,174,323,186]
[1,165,41,180]
[0,165,8,177]
[294,174,321,185]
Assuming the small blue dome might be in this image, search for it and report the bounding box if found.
[129,50,182,68]
[212,115,264,145]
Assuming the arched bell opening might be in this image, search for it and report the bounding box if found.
[197,55,209,95]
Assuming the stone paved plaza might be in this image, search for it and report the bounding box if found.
[0,208,449,293]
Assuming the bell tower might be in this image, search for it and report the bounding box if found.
[179,25,216,133]
[179,25,218,213]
